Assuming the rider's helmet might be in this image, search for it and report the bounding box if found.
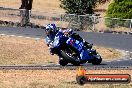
[45,23,57,36]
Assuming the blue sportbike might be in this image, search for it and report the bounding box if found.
[52,32,102,66]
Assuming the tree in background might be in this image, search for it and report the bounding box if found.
[60,0,109,15]
[106,0,132,19]
[105,0,132,28]
[60,0,94,15]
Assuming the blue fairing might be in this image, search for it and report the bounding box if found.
[66,37,91,61]
[66,37,83,51]
[53,31,68,47]
[80,49,90,60]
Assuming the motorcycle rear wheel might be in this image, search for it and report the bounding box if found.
[60,48,80,66]
[59,57,68,66]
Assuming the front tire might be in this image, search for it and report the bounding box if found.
[92,55,102,65]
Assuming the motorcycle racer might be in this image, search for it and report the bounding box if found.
[44,24,102,66]
[45,23,58,55]
[45,24,92,55]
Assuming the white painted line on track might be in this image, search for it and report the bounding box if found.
[0,34,6,36]
[18,36,23,38]
[35,38,41,40]
[25,37,31,39]
[10,35,15,37]
[0,33,42,41]
[125,51,129,53]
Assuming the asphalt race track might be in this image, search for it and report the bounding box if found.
[0,26,132,70]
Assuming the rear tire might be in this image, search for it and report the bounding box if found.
[60,49,81,66]
[59,58,68,66]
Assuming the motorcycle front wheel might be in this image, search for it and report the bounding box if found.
[91,55,102,65]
